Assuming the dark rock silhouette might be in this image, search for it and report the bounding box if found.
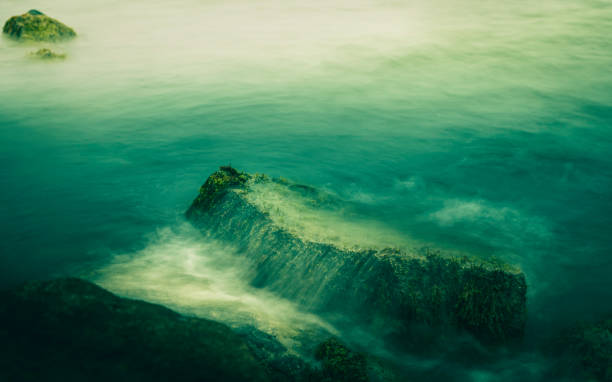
[0,278,296,381]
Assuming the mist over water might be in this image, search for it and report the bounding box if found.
[1,0,611,379]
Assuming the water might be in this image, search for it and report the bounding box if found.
[89,223,339,355]
[1,0,611,379]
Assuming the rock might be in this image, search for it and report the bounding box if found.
[0,277,382,382]
[30,48,66,60]
[187,164,250,213]
[545,317,612,381]
[315,338,369,382]
[234,326,314,381]
[186,166,527,344]
[0,278,271,381]
[3,10,76,42]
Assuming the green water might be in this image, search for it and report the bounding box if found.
[1,0,611,379]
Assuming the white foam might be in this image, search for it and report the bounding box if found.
[89,223,338,350]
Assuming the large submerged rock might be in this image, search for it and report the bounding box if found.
[3,10,76,42]
[186,166,527,344]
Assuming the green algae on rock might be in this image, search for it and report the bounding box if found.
[3,10,76,42]
[30,48,66,60]
[186,165,250,217]
[186,167,527,344]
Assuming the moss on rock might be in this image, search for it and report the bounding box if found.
[186,165,250,217]
[3,10,76,42]
[454,264,527,342]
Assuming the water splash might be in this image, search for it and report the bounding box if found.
[89,223,338,354]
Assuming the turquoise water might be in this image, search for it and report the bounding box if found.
[1,0,611,372]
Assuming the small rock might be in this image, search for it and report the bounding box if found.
[30,48,66,60]
[3,10,76,42]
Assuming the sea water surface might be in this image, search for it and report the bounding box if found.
[1,0,611,379]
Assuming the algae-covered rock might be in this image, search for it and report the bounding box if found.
[0,278,270,382]
[30,48,66,60]
[3,10,76,42]
[186,166,527,344]
[187,165,250,215]
[315,338,369,382]
[545,317,612,381]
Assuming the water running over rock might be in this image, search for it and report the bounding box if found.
[186,166,527,344]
